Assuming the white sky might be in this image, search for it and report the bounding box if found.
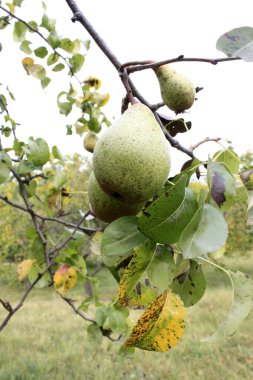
[1,0,253,174]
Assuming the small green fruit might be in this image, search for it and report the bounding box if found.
[28,138,50,166]
[83,131,98,153]
[93,103,171,202]
[154,64,195,114]
[88,172,143,223]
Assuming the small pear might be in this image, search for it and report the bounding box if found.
[83,131,98,153]
[88,172,143,223]
[93,103,171,202]
[154,64,195,114]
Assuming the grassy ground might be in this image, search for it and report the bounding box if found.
[0,255,253,380]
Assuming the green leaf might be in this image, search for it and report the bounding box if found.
[147,245,176,291]
[27,20,38,32]
[207,159,236,210]
[48,32,61,49]
[87,324,103,345]
[180,204,228,259]
[138,176,198,244]
[13,21,27,42]
[0,151,12,168]
[101,216,147,267]
[0,16,9,30]
[52,63,65,72]
[217,26,253,62]
[47,53,59,66]
[53,171,67,190]
[20,40,32,54]
[108,309,129,334]
[213,149,240,175]
[57,92,73,116]
[16,160,35,176]
[0,162,10,184]
[95,305,108,327]
[117,239,157,307]
[29,64,47,80]
[52,145,63,160]
[202,270,253,342]
[172,260,206,307]
[34,46,48,58]
[41,77,51,89]
[40,13,56,33]
[60,38,80,53]
[68,53,85,73]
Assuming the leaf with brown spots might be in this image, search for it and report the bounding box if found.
[124,289,186,352]
[117,240,157,307]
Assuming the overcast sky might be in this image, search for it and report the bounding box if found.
[1,0,253,174]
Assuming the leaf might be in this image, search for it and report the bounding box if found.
[52,170,67,190]
[47,52,59,66]
[40,13,56,33]
[52,145,63,160]
[202,270,253,342]
[60,38,80,53]
[124,290,186,352]
[57,92,73,116]
[16,259,34,281]
[138,176,199,244]
[53,264,78,296]
[172,260,206,307]
[117,240,157,307]
[0,162,10,184]
[28,64,46,80]
[87,324,103,345]
[217,27,253,62]
[22,57,34,74]
[212,149,240,175]
[180,204,228,259]
[52,63,65,72]
[16,160,35,176]
[34,46,48,58]
[20,40,32,54]
[90,231,103,256]
[147,245,176,291]
[108,308,129,334]
[13,21,27,42]
[157,112,192,137]
[207,159,236,210]
[101,216,147,267]
[68,53,85,73]
[41,77,51,89]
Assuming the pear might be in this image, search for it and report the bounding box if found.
[154,64,195,114]
[83,131,98,153]
[92,103,171,203]
[88,171,143,223]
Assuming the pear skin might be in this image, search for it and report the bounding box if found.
[93,103,171,202]
[154,64,195,114]
[88,171,143,223]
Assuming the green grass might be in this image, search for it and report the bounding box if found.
[0,255,253,380]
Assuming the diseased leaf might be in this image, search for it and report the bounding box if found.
[22,57,34,74]
[217,26,253,62]
[172,260,206,307]
[180,204,228,259]
[138,176,198,244]
[124,290,186,352]
[117,240,156,307]
[101,216,147,267]
[202,270,253,342]
[16,259,34,281]
[53,264,77,296]
[147,245,176,291]
[207,159,236,210]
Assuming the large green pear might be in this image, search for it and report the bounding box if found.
[93,103,171,202]
[88,171,143,223]
[154,64,195,114]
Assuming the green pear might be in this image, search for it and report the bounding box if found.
[93,102,171,202]
[154,64,195,114]
[88,171,143,223]
[83,131,98,153]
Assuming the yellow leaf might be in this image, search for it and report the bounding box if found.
[124,289,186,352]
[53,264,77,296]
[16,259,34,281]
[6,3,15,13]
[22,57,34,74]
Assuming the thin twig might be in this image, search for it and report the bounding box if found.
[190,137,221,151]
